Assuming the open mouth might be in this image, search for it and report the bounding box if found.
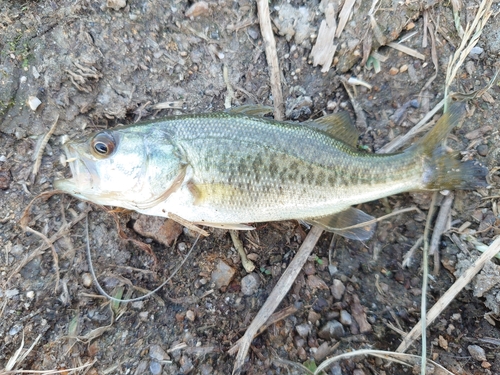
[54,143,95,194]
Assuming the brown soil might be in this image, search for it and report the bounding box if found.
[1,1,499,374]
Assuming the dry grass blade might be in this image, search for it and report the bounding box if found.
[377,98,445,153]
[335,0,356,38]
[0,359,96,375]
[386,42,425,60]
[396,235,500,353]
[444,0,493,97]
[310,2,338,73]
[314,349,454,374]
[256,0,284,120]
[230,226,324,374]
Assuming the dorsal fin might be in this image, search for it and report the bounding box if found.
[305,112,360,147]
[227,104,273,117]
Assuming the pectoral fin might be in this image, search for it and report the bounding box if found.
[193,221,255,230]
[305,207,376,240]
[305,112,360,147]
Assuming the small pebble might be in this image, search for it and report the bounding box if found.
[476,144,488,157]
[330,279,345,300]
[149,344,168,361]
[313,342,330,362]
[468,345,486,361]
[339,310,353,326]
[241,273,260,296]
[389,67,399,75]
[149,360,161,375]
[211,259,236,289]
[9,324,22,336]
[82,273,92,287]
[306,275,329,290]
[186,310,195,322]
[353,370,366,375]
[399,64,408,73]
[0,172,11,190]
[295,323,311,338]
[307,310,321,325]
[185,1,209,18]
[318,320,345,340]
[26,291,35,299]
[28,96,42,111]
[132,301,144,309]
[106,0,126,10]
[247,25,260,40]
[294,335,305,348]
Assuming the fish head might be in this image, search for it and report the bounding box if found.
[54,127,183,209]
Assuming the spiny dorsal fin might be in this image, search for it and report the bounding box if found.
[305,207,376,241]
[305,112,360,147]
[227,104,273,117]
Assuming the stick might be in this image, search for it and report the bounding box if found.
[229,225,323,374]
[396,235,500,353]
[257,0,284,120]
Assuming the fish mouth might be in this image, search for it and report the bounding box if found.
[54,143,97,196]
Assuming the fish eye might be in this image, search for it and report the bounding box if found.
[91,132,116,158]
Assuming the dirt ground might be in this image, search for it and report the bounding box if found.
[1,0,500,374]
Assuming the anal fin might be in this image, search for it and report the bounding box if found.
[305,207,376,241]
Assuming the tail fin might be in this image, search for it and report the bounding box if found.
[413,102,488,190]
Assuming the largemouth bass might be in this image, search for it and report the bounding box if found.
[54,104,487,240]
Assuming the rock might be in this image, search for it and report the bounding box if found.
[0,171,11,190]
[331,279,345,300]
[295,323,311,338]
[468,345,486,362]
[133,216,182,247]
[313,342,330,362]
[211,259,236,289]
[350,294,372,333]
[186,310,195,322]
[149,361,161,375]
[27,96,42,111]
[241,273,260,296]
[339,310,353,326]
[106,0,126,10]
[82,273,92,287]
[307,274,329,291]
[476,144,488,157]
[149,344,168,361]
[307,310,321,325]
[185,1,209,18]
[318,320,344,340]
[353,370,366,375]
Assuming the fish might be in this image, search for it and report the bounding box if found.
[54,103,487,240]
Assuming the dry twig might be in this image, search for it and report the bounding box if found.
[229,226,324,374]
[396,235,500,353]
[256,0,284,120]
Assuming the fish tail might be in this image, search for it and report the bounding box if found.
[412,102,488,190]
